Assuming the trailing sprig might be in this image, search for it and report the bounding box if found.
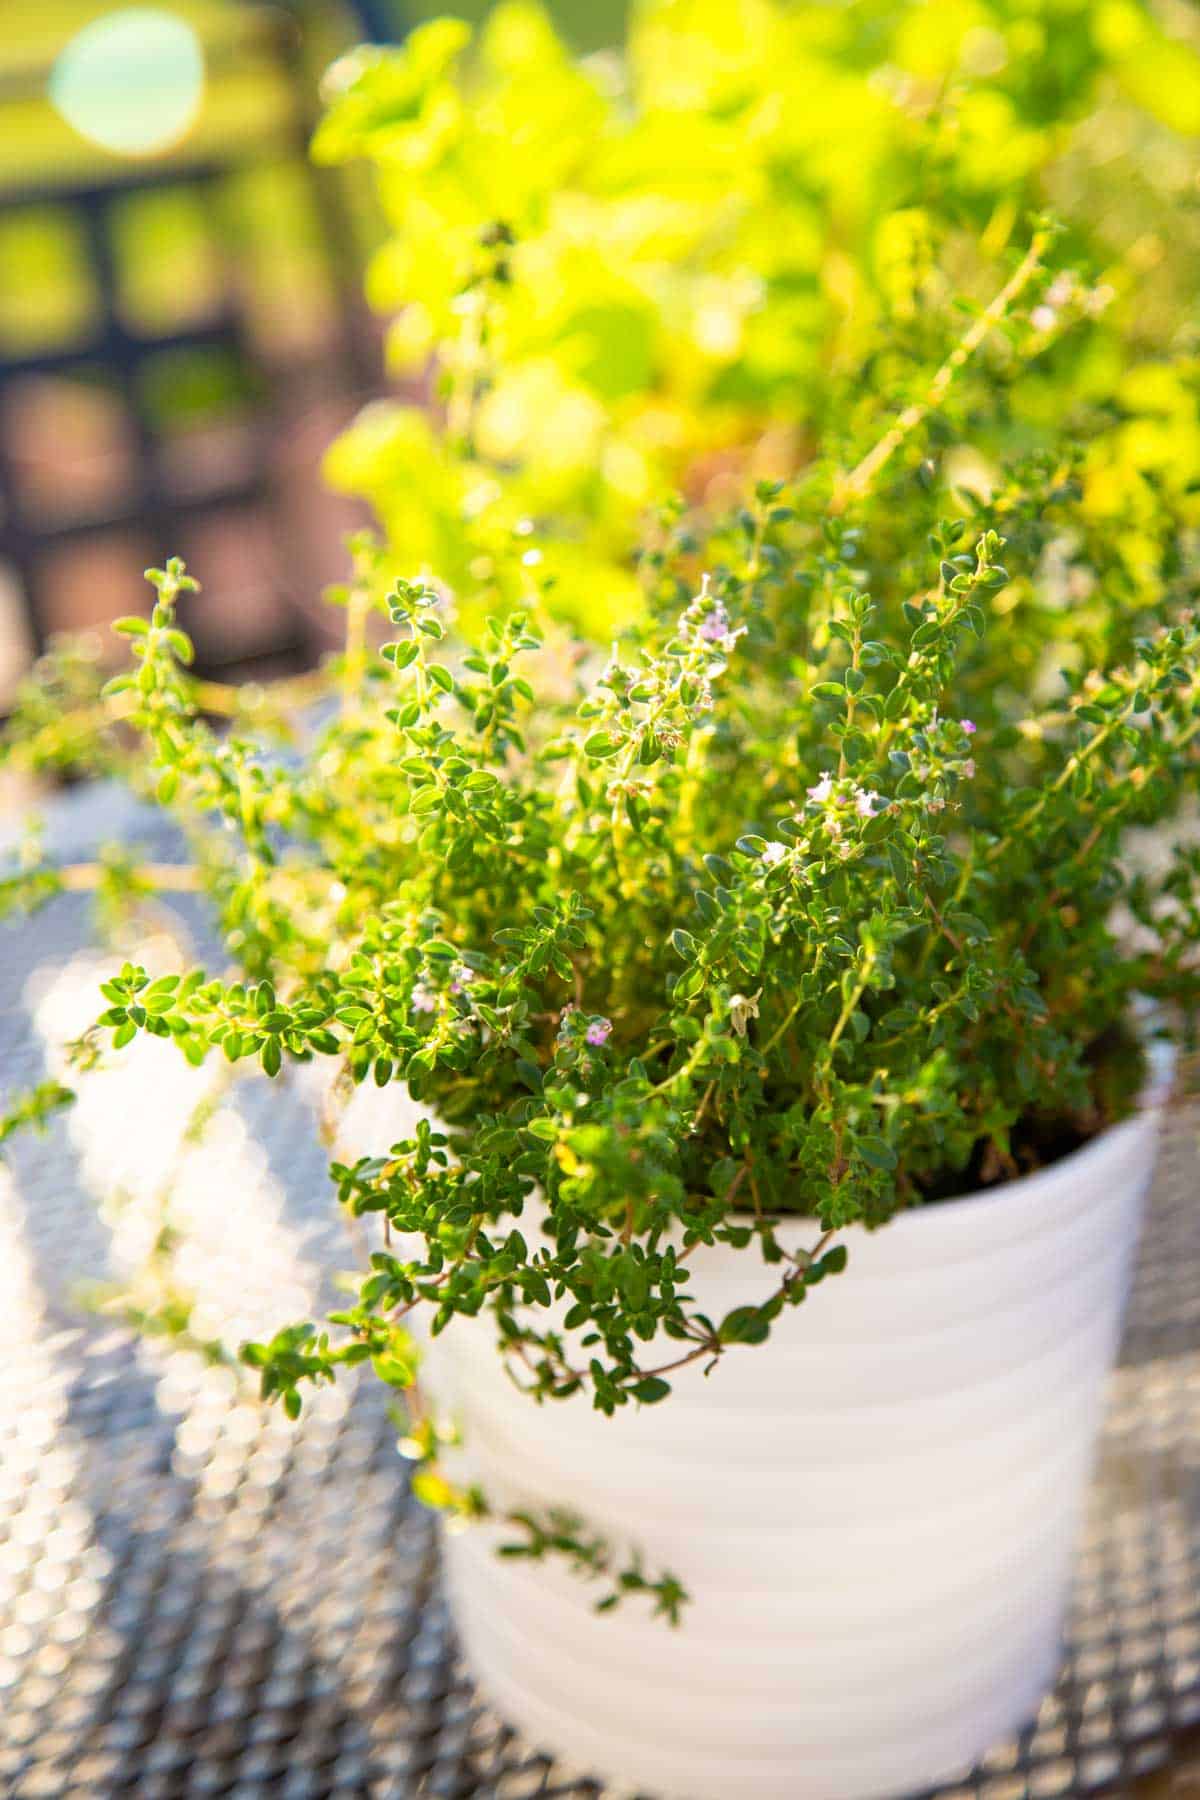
[0,1081,75,1153]
[498,1510,689,1627]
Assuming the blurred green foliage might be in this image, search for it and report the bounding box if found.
[406,0,629,50]
[315,0,1200,634]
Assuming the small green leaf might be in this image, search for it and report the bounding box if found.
[856,1137,897,1171]
[719,1306,771,1346]
[631,1377,671,1404]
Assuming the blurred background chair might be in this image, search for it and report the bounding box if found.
[0,1,404,702]
[0,0,629,707]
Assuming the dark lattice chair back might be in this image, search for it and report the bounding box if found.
[0,1,397,703]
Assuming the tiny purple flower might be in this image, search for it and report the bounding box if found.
[585,1017,613,1047]
[411,983,437,1014]
[695,597,746,655]
[962,758,976,780]
[855,789,880,819]
[807,774,833,804]
[698,603,731,643]
[961,718,977,735]
[449,963,474,995]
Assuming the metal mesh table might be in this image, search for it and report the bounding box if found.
[1,789,1198,1799]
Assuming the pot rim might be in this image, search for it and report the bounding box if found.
[605,1034,1175,1271]
[853,1032,1174,1232]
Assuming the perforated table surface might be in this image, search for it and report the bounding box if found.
[1,787,1199,1799]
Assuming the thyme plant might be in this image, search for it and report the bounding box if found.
[5,254,1198,1454]
[1,5,1198,1615]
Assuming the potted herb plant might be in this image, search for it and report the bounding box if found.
[5,394,1198,1797]
[3,9,1200,1795]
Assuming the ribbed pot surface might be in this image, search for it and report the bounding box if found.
[432,1102,1164,1800]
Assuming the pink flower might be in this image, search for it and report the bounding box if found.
[855,789,880,819]
[761,840,788,867]
[807,774,833,804]
[961,718,977,735]
[412,983,437,1014]
[963,759,976,780]
[699,603,731,643]
[585,1017,613,1047]
[696,599,745,655]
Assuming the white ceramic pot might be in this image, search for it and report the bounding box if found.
[429,1088,1167,1800]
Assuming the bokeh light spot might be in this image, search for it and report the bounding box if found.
[49,9,205,157]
